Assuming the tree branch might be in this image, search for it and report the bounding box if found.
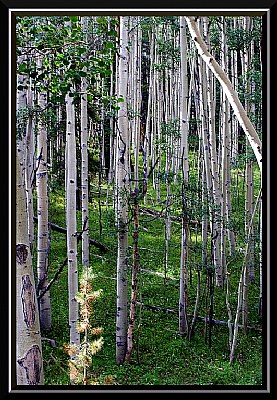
[33,216,108,253]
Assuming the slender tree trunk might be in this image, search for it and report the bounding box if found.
[143,28,154,206]
[220,18,228,281]
[81,16,89,271]
[65,91,80,378]
[179,16,189,181]
[258,192,262,316]
[198,50,223,287]
[229,188,261,363]
[25,86,35,254]
[16,152,44,385]
[36,70,51,331]
[80,22,91,383]
[178,174,189,335]
[126,190,140,362]
[115,16,130,365]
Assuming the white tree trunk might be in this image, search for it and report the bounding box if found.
[36,70,51,331]
[25,86,35,253]
[179,16,189,182]
[16,152,44,385]
[115,16,130,365]
[81,16,89,269]
[65,91,80,368]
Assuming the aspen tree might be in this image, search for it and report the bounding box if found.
[107,17,116,187]
[178,155,189,335]
[36,57,52,331]
[61,21,80,380]
[230,188,261,363]
[203,18,220,212]
[230,18,239,164]
[178,16,190,334]
[164,144,171,286]
[16,59,27,173]
[80,16,89,270]
[240,16,258,331]
[16,152,44,385]
[202,17,223,286]
[115,15,129,365]
[63,19,80,383]
[179,16,189,181]
[155,35,163,204]
[244,16,255,281]
[220,17,229,280]
[150,21,163,202]
[125,184,140,363]
[128,17,142,194]
[258,195,262,316]
[125,17,142,362]
[25,86,35,253]
[143,26,154,205]
[197,39,223,287]
[66,89,80,378]
[149,22,158,196]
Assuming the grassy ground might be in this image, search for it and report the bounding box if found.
[38,165,264,388]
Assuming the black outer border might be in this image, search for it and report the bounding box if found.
[1,0,274,397]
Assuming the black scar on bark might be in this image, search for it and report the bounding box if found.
[17,345,42,385]
[16,244,28,265]
[21,274,36,328]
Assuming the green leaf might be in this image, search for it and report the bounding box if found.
[18,63,28,72]
[69,16,78,22]
[105,41,114,49]
[108,29,118,37]
[96,17,106,24]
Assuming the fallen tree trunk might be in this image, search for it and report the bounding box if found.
[33,216,108,253]
[139,206,201,225]
[127,264,178,281]
[136,302,262,334]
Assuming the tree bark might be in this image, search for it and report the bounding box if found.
[115,16,130,365]
[36,69,51,331]
[81,16,90,270]
[16,152,44,385]
[65,90,80,375]
[179,16,189,181]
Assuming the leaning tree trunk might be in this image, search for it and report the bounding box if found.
[115,15,130,366]
[16,151,44,385]
[185,16,262,172]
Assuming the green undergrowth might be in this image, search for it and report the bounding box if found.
[39,166,263,387]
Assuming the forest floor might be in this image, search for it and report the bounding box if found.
[39,171,264,388]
